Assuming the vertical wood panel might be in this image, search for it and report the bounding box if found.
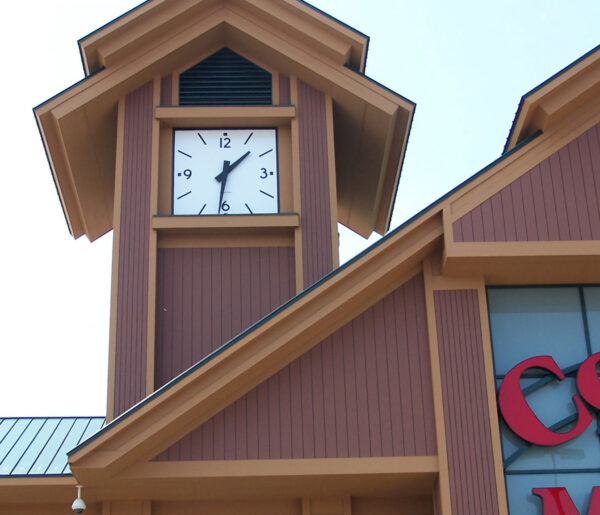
[453,123,600,242]
[569,137,592,239]
[581,126,600,239]
[530,165,549,240]
[490,193,505,241]
[113,81,153,417]
[154,247,295,389]
[158,272,436,461]
[279,74,291,105]
[297,80,334,288]
[434,289,499,515]
[160,75,172,105]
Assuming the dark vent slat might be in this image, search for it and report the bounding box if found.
[179,48,272,106]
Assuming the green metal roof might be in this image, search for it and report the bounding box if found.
[0,417,104,477]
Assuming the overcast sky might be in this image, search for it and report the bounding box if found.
[1,1,598,417]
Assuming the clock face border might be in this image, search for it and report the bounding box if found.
[171,127,280,216]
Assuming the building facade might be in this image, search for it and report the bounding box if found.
[1,1,599,514]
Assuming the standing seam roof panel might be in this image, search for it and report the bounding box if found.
[0,417,104,476]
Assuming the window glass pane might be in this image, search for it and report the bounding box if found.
[584,287,600,353]
[488,288,587,375]
[506,419,600,471]
[517,377,578,427]
[506,472,600,515]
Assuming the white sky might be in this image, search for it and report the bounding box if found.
[0,1,598,417]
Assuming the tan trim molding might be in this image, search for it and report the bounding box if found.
[476,280,509,515]
[444,240,600,284]
[155,105,296,127]
[290,75,304,292]
[95,457,438,502]
[106,97,126,423]
[0,477,77,504]
[151,214,300,230]
[326,95,340,268]
[422,257,453,515]
[146,76,161,397]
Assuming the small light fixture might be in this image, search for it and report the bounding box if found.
[71,484,86,513]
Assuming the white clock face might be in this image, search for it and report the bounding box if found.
[172,128,279,215]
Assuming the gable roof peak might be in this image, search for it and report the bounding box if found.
[78,0,369,76]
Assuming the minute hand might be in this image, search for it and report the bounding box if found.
[215,150,250,183]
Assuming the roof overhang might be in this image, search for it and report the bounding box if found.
[504,43,600,153]
[35,0,413,240]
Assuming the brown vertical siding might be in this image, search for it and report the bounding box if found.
[434,290,499,515]
[154,247,296,390]
[113,82,154,417]
[279,74,290,104]
[160,74,172,105]
[157,272,436,460]
[453,123,600,241]
[297,80,334,287]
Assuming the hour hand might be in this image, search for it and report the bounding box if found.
[217,160,230,213]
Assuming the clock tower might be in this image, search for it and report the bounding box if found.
[34,0,414,421]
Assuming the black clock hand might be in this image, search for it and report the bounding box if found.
[215,151,250,214]
[214,151,250,182]
[217,160,230,214]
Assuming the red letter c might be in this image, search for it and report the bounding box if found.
[499,356,592,446]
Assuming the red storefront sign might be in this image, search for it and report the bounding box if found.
[533,487,600,514]
[498,353,600,446]
[499,353,600,514]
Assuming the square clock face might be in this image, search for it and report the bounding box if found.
[172,128,279,215]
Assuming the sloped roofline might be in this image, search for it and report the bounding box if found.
[503,42,600,153]
[68,128,540,458]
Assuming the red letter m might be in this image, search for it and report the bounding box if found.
[533,487,600,514]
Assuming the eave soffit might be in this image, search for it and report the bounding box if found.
[504,43,600,153]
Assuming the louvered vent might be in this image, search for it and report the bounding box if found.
[179,47,272,106]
